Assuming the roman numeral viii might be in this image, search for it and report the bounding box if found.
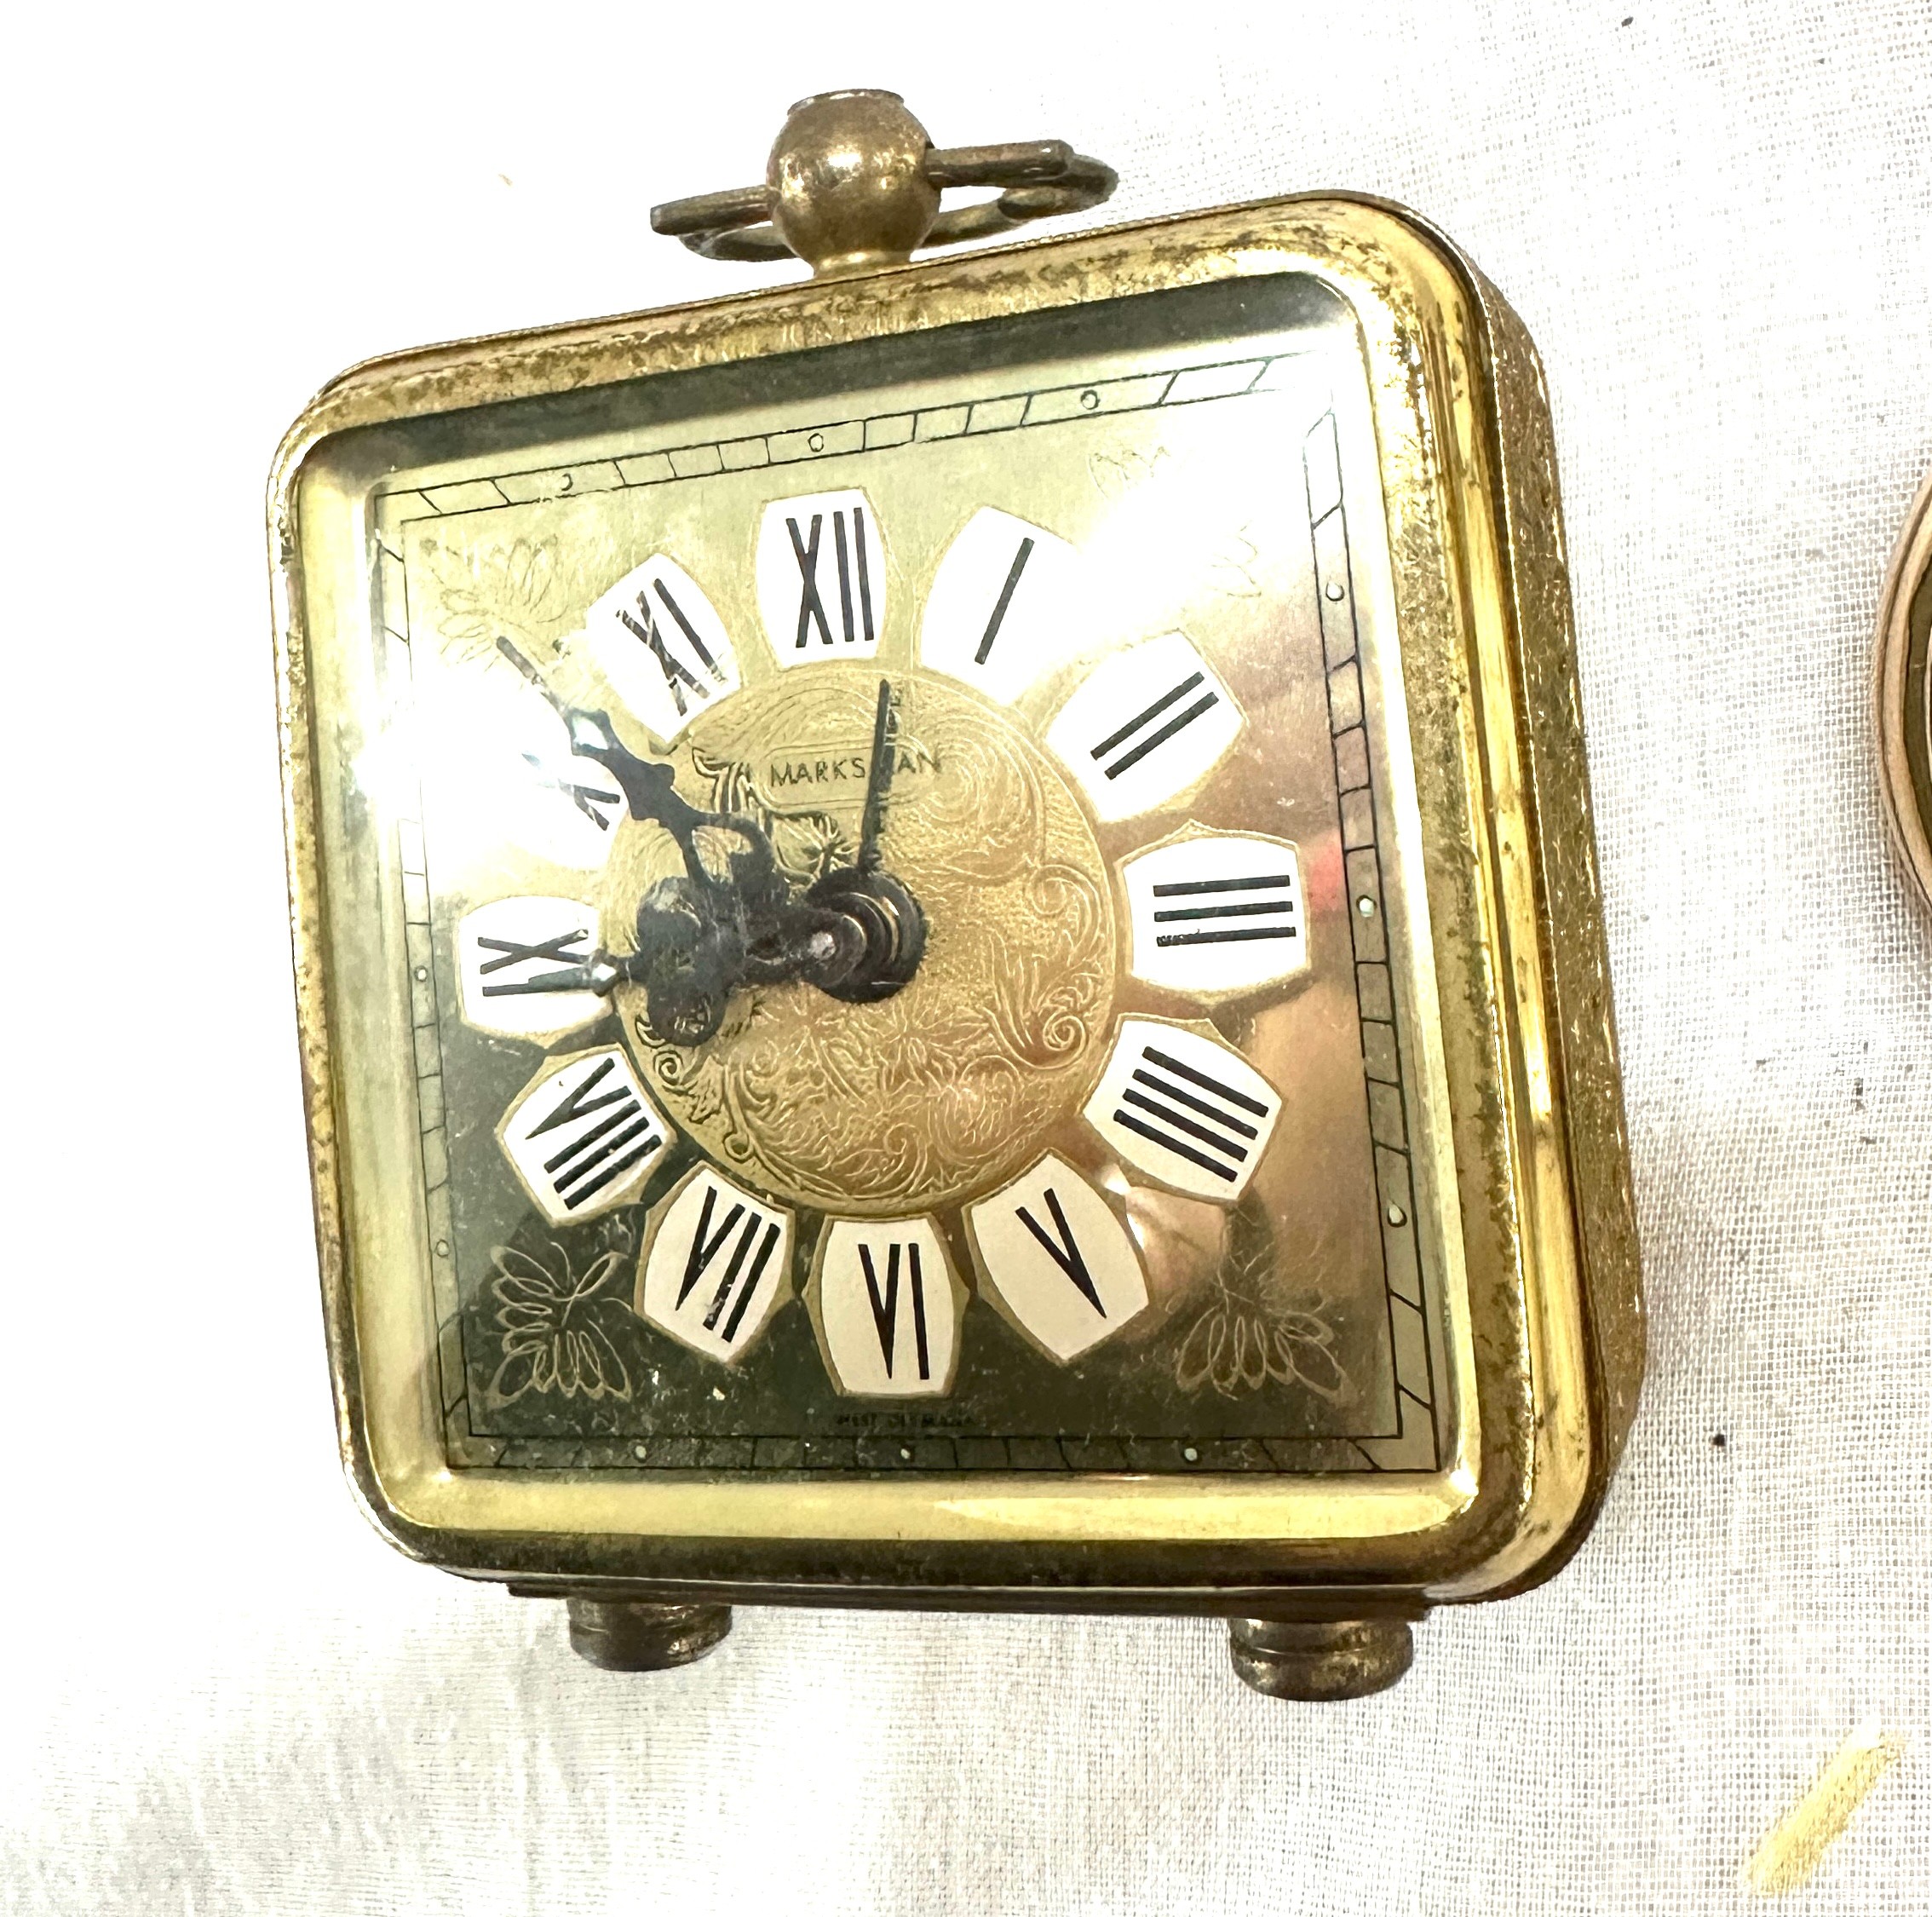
[498,1046,670,1223]
[527,1055,661,1212]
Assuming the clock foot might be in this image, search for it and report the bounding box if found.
[1228,1616,1414,1701]
[564,1598,733,1672]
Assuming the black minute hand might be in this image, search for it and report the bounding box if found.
[855,676,895,875]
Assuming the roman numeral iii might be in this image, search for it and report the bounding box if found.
[1122,833,1310,995]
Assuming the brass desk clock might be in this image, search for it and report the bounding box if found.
[270,90,1643,1699]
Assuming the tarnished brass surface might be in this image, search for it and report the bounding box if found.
[650,89,1115,276]
[563,1597,732,1671]
[1876,468,1932,916]
[271,188,1641,1618]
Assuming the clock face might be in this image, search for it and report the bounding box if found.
[368,278,1449,1475]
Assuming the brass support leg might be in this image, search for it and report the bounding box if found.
[564,1598,733,1672]
[1228,1617,1414,1701]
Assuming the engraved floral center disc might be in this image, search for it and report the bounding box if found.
[599,666,1118,1212]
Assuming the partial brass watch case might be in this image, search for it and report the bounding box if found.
[1877,469,1932,915]
[270,112,1643,1699]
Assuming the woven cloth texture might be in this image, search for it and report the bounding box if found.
[2,2,1927,1911]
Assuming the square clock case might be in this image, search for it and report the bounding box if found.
[269,90,1643,1700]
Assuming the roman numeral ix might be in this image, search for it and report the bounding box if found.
[476,927,591,994]
[1113,1045,1268,1183]
[527,1057,660,1212]
[1151,872,1298,947]
[789,509,875,648]
[1090,671,1221,780]
[676,1184,782,1343]
[617,579,724,717]
[1015,1187,1106,1315]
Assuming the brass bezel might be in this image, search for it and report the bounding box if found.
[270,193,1642,1615]
[1876,468,1932,917]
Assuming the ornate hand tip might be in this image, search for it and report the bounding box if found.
[857,676,896,874]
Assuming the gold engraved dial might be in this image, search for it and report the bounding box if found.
[360,271,1452,1473]
[601,665,1117,1213]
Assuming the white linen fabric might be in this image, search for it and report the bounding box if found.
[2,3,1926,1911]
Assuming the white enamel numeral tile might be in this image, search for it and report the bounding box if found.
[756,488,885,666]
[1082,1020,1282,1201]
[579,555,739,744]
[639,1166,792,1364]
[918,509,1080,705]
[456,896,605,1039]
[1123,834,1308,995]
[498,1047,671,1223]
[514,740,629,868]
[966,1155,1147,1364]
[1044,631,1242,822]
[811,1217,964,1397]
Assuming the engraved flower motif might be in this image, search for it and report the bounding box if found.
[428,537,573,666]
[1175,1299,1345,1401]
[488,1242,635,1404]
[1173,1197,1349,1402]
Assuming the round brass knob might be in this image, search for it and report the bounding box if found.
[651,89,1116,278]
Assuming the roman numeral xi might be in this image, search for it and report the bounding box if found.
[618,578,725,717]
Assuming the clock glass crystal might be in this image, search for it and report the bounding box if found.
[371,275,1436,1467]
